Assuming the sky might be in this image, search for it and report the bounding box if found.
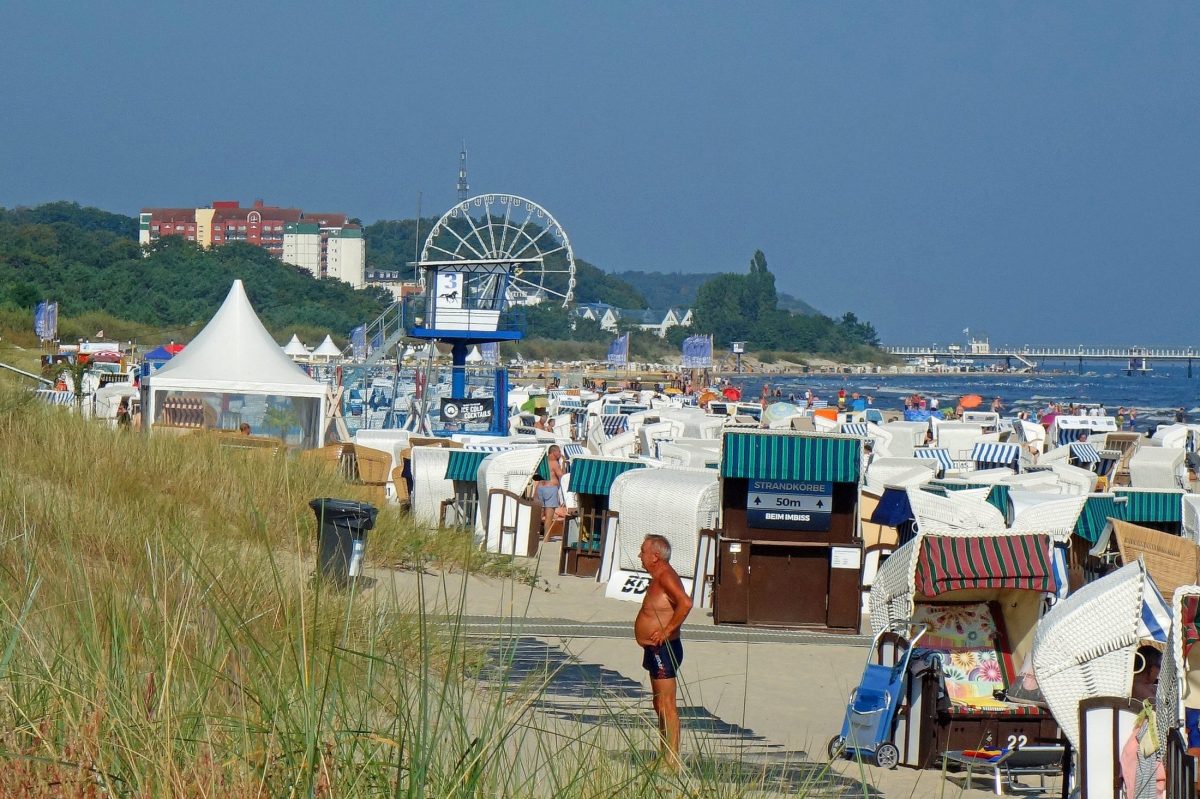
[1,2,1197,346]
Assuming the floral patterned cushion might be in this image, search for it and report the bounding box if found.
[912,602,1007,707]
[911,602,998,652]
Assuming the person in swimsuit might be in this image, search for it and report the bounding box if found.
[537,445,565,541]
[634,534,693,770]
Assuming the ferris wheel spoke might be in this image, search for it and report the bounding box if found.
[512,275,564,298]
[461,211,493,259]
[496,201,514,255]
[445,218,488,260]
[508,225,553,261]
[483,208,500,257]
[533,244,567,260]
[502,218,533,258]
[426,243,463,260]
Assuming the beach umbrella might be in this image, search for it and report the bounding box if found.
[722,386,742,401]
[959,394,983,409]
[763,402,800,425]
[697,390,718,406]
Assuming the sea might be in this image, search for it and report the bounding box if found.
[730,359,1200,431]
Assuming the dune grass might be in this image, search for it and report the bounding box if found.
[0,389,854,797]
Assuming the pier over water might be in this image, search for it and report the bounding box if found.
[884,345,1200,376]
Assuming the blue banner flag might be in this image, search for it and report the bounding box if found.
[681,335,713,368]
[480,341,499,364]
[606,333,630,367]
[34,301,58,341]
[349,325,367,359]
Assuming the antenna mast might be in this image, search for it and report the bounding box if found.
[457,142,469,201]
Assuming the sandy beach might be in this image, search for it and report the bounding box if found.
[368,545,1053,798]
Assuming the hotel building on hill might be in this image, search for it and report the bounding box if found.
[138,200,366,288]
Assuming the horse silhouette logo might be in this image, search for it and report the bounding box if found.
[439,289,459,302]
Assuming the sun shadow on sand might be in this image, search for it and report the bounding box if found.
[477,637,878,796]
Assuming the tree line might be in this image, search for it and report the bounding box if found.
[0,203,881,357]
[0,203,389,345]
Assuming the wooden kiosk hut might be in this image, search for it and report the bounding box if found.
[712,430,864,631]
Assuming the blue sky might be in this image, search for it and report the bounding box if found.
[1,2,1196,345]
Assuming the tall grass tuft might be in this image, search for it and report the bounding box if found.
[0,390,845,796]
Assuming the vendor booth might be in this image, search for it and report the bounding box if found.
[870,529,1065,768]
[145,281,327,447]
[713,430,864,631]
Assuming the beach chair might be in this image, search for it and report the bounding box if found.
[1113,518,1200,600]
[870,530,1066,768]
[1105,433,1141,487]
[1150,586,1200,799]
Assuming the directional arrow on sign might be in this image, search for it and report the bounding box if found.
[816,500,824,509]
[754,497,762,505]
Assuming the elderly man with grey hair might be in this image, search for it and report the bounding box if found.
[633,533,693,770]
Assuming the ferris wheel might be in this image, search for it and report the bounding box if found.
[420,194,576,308]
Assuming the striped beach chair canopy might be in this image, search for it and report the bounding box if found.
[1069,442,1101,464]
[444,449,495,481]
[811,399,829,409]
[600,414,629,437]
[562,443,587,461]
[720,430,861,484]
[912,447,955,474]
[970,442,1022,470]
[35,389,76,406]
[916,533,1057,598]
[840,421,871,437]
[1115,488,1184,524]
[568,457,646,497]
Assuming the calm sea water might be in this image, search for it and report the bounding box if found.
[732,359,1200,430]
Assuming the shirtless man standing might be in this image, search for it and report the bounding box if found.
[537,445,565,541]
[634,534,694,770]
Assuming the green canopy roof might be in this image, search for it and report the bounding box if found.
[720,432,861,484]
[445,450,492,482]
[1074,495,1127,544]
[569,458,646,496]
[1115,489,1183,523]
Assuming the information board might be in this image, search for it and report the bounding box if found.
[745,479,833,531]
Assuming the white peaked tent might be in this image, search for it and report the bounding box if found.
[283,334,308,358]
[312,335,342,361]
[465,346,483,363]
[146,280,328,448]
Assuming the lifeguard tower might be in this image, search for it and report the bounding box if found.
[407,194,577,435]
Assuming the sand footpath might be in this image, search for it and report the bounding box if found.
[367,546,1042,797]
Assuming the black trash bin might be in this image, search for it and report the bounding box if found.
[309,498,378,585]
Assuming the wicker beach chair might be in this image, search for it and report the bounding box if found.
[608,467,718,598]
[1113,519,1200,600]
[409,446,456,526]
[1031,562,1150,751]
[1010,495,1087,544]
[905,488,985,533]
[871,529,1065,768]
[1106,432,1141,488]
[1155,587,1200,785]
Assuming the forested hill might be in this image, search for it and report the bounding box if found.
[611,270,822,315]
[0,203,879,356]
[0,203,388,342]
